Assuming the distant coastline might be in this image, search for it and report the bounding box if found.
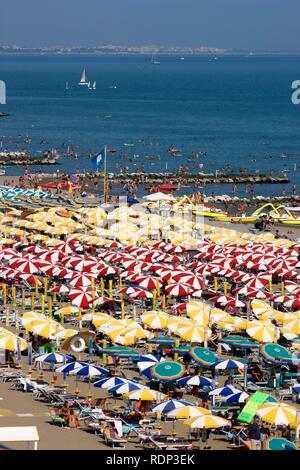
[1,44,300,56]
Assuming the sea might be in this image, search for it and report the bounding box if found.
[0,54,300,197]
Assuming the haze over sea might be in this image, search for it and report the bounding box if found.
[0,54,300,196]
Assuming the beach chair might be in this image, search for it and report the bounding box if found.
[103,425,127,449]
[49,408,67,427]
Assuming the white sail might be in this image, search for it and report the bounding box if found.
[78,68,89,85]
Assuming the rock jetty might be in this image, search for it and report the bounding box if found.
[0,152,57,166]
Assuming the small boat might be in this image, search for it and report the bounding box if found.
[123,143,134,147]
[146,183,177,193]
[108,148,117,154]
[78,68,89,86]
[65,81,69,90]
[151,54,160,65]
[91,81,96,90]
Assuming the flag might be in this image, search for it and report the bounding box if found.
[91,149,104,171]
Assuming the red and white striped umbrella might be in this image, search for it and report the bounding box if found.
[97,265,120,276]
[120,286,142,296]
[12,259,40,274]
[53,242,73,254]
[69,273,96,287]
[245,277,270,289]
[165,283,191,297]
[178,274,204,291]
[19,273,42,286]
[129,290,153,300]
[164,244,187,254]
[69,287,94,309]
[209,295,246,307]
[134,276,163,290]
[105,240,123,249]
[284,281,300,294]
[50,285,70,294]
[234,287,272,300]
[273,296,300,309]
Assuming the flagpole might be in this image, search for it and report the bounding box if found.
[103,145,107,203]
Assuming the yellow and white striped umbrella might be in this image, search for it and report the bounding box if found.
[175,324,211,343]
[141,310,169,329]
[281,313,300,336]
[167,406,211,419]
[29,319,64,339]
[54,329,78,340]
[246,320,276,343]
[167,316,192,333]
[184,414,231,429]
[210,308,230,324]
[251,299,275,319]
[124,389,167,401]
[186,301,210,326]
[21,311,47,328]
[0,334,28,352]
[256,403,297,425]
[81,312,111,328]
[108,326,148,341]
[55,306,81,317]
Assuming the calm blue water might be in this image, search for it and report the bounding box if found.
[0,54,300,196]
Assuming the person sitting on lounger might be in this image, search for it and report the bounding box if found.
[68,409,79,429]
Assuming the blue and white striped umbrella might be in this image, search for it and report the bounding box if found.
[177,375,213,387]
[137,354,165,373]
[70,364,109,377]
[34,353,73,364]
[292,383,300,394]
[215,359,245,371]
[94,377,131,389]
[225,391,249,403]
[108,381,147,395]
[56,361,88,374]
[209,385,241,397]
[152,399,192,413]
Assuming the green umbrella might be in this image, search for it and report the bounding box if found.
[260,343,293,365]
[100,346,139,358]
[150,360,186,382]
[265,438,297,450]
[173,345,191,355]
[189,346,218,368]
[148,336,176,346]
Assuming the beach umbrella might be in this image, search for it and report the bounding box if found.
[259,343,292,365]
[0,334,28,352]
[69,287,94,309]
[56,361,88,374]
[165,283,191,297]
[256,402,297,425]
[54,329,78,340]
[215,359,245,371]
[224,391,249,403]
[167,316,192,333]
[245,277,270,289]
[176,324,211,343]
[50,285,70,294]
[94,377,131,389]
[108,382,147,395]
[265,438,297,451]
[137,354,165,373]
[152,399,192,413]
[141,310,169,329]
[70,364,109,377]
[149,360,186,382]
[167,406,211,420]
[189,346,218,368]
[209,385,242,397]
[34,353,73,364]
[186,301,210,326]
[184,415,231,429]
[148,335,176,346]
[273,296,300,309]
[177,375,213,387]
[246,320,276,343]
[129,290,153,300]
[55,306,81,318]
[21,311,46,328]
[29,319,65,339]
[134,275,162,290]
[292,383,300,394]
[69,273,95,287]
[124,389,167,401]
[282,313,300,336]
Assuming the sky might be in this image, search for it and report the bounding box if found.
[1,0,300,51]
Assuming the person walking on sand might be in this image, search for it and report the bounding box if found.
[247,418,261,450]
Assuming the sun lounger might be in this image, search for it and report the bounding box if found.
[103,425,127,449]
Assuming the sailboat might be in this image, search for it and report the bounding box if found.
[78,68,89,86]
[151,54,160,65]
[88,81,96,90]
[65,81,69,90]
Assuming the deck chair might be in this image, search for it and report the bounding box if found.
[103,425,127,449]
